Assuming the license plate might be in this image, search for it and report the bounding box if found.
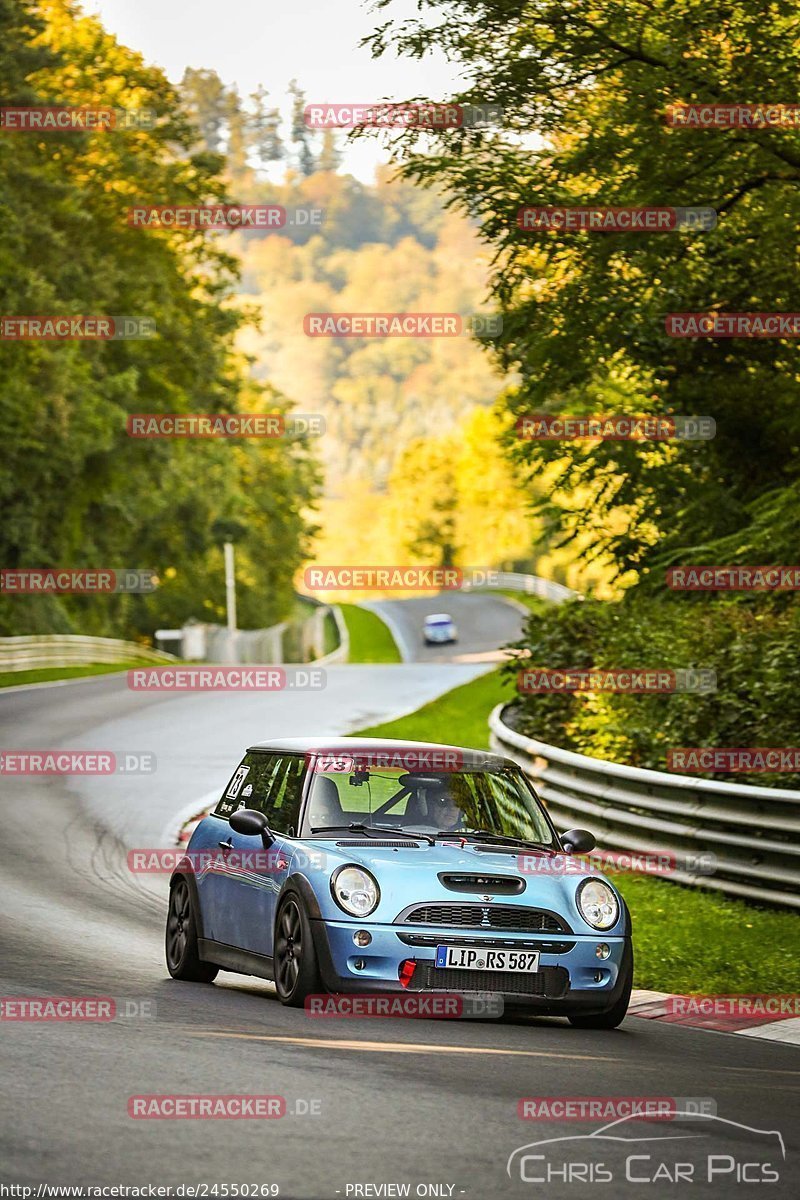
[435,945,540,972]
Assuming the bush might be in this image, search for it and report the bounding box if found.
[501,596,800,786]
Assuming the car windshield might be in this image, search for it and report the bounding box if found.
[302,763,555,845]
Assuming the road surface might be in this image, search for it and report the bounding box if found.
[363,592,527,663]
[0,601,797,1197]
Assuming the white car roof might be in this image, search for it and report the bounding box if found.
[425,612,453,623]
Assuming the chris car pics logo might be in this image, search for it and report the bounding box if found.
[507,1111,785,1186]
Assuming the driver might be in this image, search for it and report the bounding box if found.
[430,791,464,832]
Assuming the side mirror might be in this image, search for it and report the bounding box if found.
[229,808,274,846]
[561,828,596,854]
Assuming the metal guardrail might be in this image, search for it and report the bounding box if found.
[490,703,800,909]
[193,603,343,665]
[0,634,175,671]
[464,570,576,604]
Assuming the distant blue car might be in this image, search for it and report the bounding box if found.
[166,738,633,1027]
[423,613,458,645]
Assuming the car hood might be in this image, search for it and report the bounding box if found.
[288,838,626,936]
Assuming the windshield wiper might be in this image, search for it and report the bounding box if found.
[371,823,435,845]
[310,822,434,845]
[434,829,552,850]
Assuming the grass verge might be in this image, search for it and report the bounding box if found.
[356,669,799,993]
[0,661,166,688]
[357,667,510,746]
[340,603,402,664]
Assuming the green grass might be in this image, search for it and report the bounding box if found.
[340,603,402,664]
[356,667,511,748]
[356,667,800,993]
[0,661,165,688]
[613,873,799,993]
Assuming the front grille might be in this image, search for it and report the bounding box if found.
[400,903,569,933]
[409,964,570,998]
[396,933,575,953]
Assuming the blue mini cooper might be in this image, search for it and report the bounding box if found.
[166,737,633,1028]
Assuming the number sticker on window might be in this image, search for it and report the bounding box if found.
[226,764,251,799]
[316,755,353,773]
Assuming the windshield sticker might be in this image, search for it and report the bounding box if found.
[317,754,354,773]
[225,764,250,799]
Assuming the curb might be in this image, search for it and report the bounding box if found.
[628,989,800,1046]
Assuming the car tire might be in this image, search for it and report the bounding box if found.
[165,877,219,983]
[568,944,633,1030]
[274,894,322,1006]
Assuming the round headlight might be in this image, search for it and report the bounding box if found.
[331,865,380,918]
[577,878,619,930]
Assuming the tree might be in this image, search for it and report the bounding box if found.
[364,0,800,580]
[224,84,249,181]
[180,66,227,153]
[317,129,341,174]
[288,79,317,177]
[248,84,283,169]
[0,0,319,638]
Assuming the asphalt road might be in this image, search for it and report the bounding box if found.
[1,617,798,1197]
[363,592,527,663]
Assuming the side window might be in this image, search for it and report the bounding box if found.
[214,753,305,834]
[260,755,306,834]
[215,755,256,817]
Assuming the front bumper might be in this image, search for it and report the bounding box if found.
[310,918,631,1014]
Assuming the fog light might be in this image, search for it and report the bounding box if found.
[353,930,373,947]
[594,971,603,982]
[595,943,611,959]
[353,959,366,970]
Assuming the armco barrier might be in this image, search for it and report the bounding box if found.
[489,703,800,909]
[192,603,345,665]
[463,571,576,603]
[0,634,175,671]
